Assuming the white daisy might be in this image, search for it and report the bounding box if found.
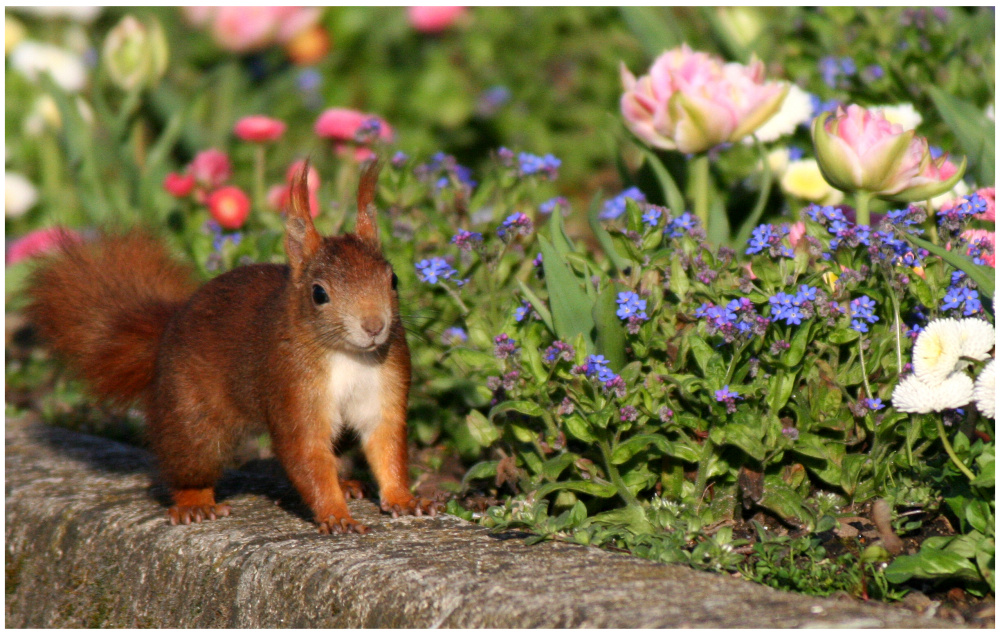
[934,372,975,411]
[973,360,995,419]
[957,318,995,361]
[893,372,975,414]
[912,318,963,382]
[892,374,939,414]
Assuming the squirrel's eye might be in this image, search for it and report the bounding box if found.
[390,272,398,290]
[312,284,330,305]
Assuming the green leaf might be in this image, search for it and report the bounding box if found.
[784,322,811,368]
[767,372,797,413]
[466,410,500,447]
[535,480,618,500]
[563,413,597,443]
[590,505,655,534]
[517,279,554,335]
[827,328,860,344]
[669,256,691,298]
[928,86,995,187]
[593,284,627,372]
[688,335,715,378]
[588,192,632,273]
[541,453,577,481]
[907,233,994,299]
[884,549,982,584]
[547,196,576,257]
[489,400,551,426]
[539,235,596,348]
[610,434,674,464]
[759,475,815,529]
[720,418,766,462]
[461,460,498,486]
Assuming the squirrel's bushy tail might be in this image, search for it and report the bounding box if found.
[25,229,197,404]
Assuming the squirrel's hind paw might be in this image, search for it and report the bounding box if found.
[340,478,366,500]
[168,503,232,525]
[381,497,442,519]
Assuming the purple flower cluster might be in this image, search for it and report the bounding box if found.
[769,285,817,326]
[619,405,639,423]
[600,187,646,220]
[515,152,561,179]
[715,385,740,414]
[543,340,575,363]
[450,229,483,252]
[871,229,925,268]
[848,295,879,333]
[493,333,519,360]
[514,301,532,322]
[941,272,983,316]
[663,211,698,238]
[576,355,626,396]
[696,297,768,342]
[616,291,648,321]
[937,192,987,239]
[415,257,458,284]
[818,56,857,88]
[497,212,534,241]
[641,206,663,227]
[746,223,792,257]
[965,234,995,267]
[418,151,476,190]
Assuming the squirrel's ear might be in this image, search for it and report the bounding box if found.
[285,160,322,277]
[355,158,381,247]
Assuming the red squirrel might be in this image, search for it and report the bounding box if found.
[25,161,439,534]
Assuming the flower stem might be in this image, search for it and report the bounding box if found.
[439,281,469,315]
[253,144,267,214]
[935,418,976,482]
[693,435,715,509]
[858,337,873,400]
[854,190,872,227]
[599,437,640,508]
[691,154,711,232]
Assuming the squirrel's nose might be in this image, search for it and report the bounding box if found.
[361,316,386,338]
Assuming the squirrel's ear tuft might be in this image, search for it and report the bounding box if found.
[285,160,321,277]
[355,158,381,246]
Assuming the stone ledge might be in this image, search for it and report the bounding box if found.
[5,417,953,628]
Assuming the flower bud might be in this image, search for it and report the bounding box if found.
[102,15,168,91]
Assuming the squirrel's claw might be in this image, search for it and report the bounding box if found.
[168,503,231,526]
[318,515,370,535]
[340,479,366,500]
[380,497,442,519]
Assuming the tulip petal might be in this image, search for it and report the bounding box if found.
[887,155,968,202]
[671,92,734,154]
[859,129,916,193]
[812,114,863,192]
[731,83,789,142]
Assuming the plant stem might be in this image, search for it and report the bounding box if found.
[935,418,976,481]
[889,293,903,373]
[598,437,640,508]
[439,281,469,315]
[858,338,873,399]
[253,144,267,214]
[854,190,873,227]
[691,154,711,232]
[693,435,715,509]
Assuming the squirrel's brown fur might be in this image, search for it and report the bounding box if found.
[25,162,438,533]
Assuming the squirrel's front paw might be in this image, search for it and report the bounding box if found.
[318,515,370,535]
[168,503,231,525]
[380,496,442,518]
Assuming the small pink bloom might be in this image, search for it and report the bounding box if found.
[181,7,216,27]
[273,7,322,44]
[210,6,281,54]
[6,227,81,265]
[620,44,788,154]
[407,6,465,33]
[189,149,232,189]
[207,186,251,229]
[314,108,393,162]
[234,115,287,143]
[163,172,196,198]
[788,221,806,248]
[812,104,965,201]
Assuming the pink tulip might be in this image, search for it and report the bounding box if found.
[811,105,965,202]
[234,115,287,143]
[207,186,251,229]
[314,108,393,162]
[163,172,196,197]
[620,44,788,154]
[189,149,232,190]
[407,6,465,33]
[6,227,81,265]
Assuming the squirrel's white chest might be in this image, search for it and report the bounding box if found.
[324,351,382,440]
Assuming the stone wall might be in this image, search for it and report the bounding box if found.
[5,417,953,628]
